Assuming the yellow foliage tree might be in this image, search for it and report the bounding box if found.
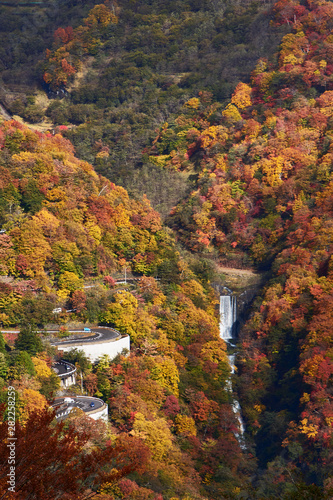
[222,104,242,123]
[58,271,83,293]
[130,412,174,461]
[200,339,227,364]
[84,4,117,28]
[261,156,292,187]
[184,97,200,109]
[279,31,307,66]
[155,331,187,368]
[174,414,197,436]
[84,214,102,245]
[299,418,318,438]
[200,125,228,149]
[102,290,155,342]
[231,82,252,109]
[32,357,53,379]
[19,388,48,425]
[32,208,60,238]
[181,279,206,304]
[149,356,180,397]
[11,219,51,279]
[0,313,11,327]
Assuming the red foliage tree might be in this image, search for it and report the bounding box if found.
[0,406,150,499]
[162,395,180,418]
[54,26,74,45]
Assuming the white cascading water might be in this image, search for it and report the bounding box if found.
[220,295,237,340]
[220,295,245,447]
[228,354,245,446]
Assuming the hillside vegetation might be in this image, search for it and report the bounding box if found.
[148,0,333,494]
[1,0,287,215]
[1,0,333,498]
[0,118,247,500]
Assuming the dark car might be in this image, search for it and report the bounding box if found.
[89,402,95,408]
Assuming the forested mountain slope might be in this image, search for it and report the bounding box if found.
[0,119,247,500]
[1,0,333,498]
[1,0,287,215]
[0,120,166,291]
[148,0,333,495]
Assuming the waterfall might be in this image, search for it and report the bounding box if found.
[220,295,245,446]
[220,295,237,340]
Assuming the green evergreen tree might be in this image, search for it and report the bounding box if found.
[0,353,8,379]
[15,325,43,356]
[12,351,36,377]
[62,348,92,374]
[0,333,7,355]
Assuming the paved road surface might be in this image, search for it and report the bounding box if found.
[52,396,104,413]
[50,326,121,346]
[52,361,76,375]
[1,326,121,345]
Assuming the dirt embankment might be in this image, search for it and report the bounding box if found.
[0,102,11,120]
[217,266,258,277]
[215,264,267,293]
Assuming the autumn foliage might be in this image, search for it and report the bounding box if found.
[0,120,165,301]
[43,3,118,90]
[0,117,245,498]
[145,0,333,494]
[0,405,150,499]
[5,0,333,496]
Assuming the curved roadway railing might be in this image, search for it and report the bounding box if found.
[52,395,107,420]
[52,360,76,378]
[49,326,130,364]
[49,326,124,347]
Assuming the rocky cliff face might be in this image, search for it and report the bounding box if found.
[214,267,266,338]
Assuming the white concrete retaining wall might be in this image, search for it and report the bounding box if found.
[52,361,76,388]
[58,335,130,363]
[87,405,108,421]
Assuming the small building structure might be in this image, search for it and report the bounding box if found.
[52,360,76,388]
[51,396,108,421]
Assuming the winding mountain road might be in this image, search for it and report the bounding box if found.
[50,326,121,347]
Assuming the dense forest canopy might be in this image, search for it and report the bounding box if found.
[146,0,333,495]
[1,0,333,499]
[1,0,287,215]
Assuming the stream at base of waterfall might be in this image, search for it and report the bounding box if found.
[220,295,246,448]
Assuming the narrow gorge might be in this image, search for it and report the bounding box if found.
[220,293,245,448]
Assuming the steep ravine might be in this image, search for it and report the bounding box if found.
[220,293,246,448]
